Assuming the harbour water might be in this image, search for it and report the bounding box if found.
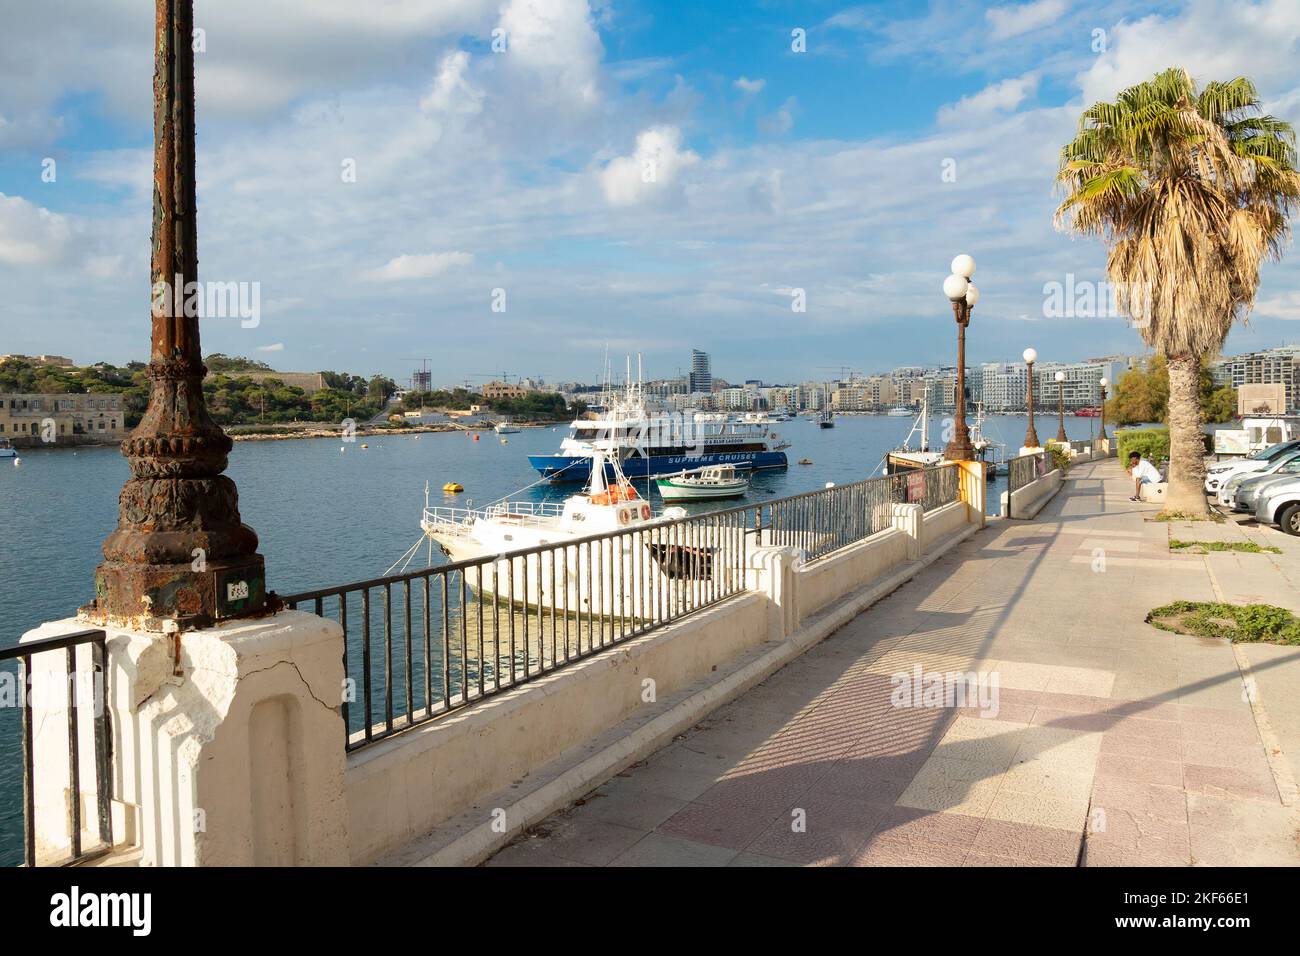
[0,412,1108,863]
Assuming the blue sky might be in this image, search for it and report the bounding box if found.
[2,0,1299,388]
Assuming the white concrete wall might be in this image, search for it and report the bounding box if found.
[345,593,771,865]
[920,501,968,553]
[1001,469,1064,519]
[796,528,911,620]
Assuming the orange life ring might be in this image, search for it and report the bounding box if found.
[619,509,631,525]
[641,504,651,520]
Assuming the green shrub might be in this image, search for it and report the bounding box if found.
[1045,443,1071,474]
[1117,427,1169,466]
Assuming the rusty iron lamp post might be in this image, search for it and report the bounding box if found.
[1054,370,1067,443]
[1023,347,1040,450]
[942,255,977,462]
[1098,377,1110,440]
[83,0,267,632]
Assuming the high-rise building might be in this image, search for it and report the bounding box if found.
[1210,347,1300,412]
[689,349,712,394]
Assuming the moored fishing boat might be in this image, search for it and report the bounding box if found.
[655,464,750,502]
[886,391,943,473]
[0,438,14,459]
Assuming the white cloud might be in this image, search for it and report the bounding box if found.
[600,126,700,206]
[497,0,604,107]
[734,76,765,95]
[1256,291,1300,321]
[1076,0,1300,108]
[364,251,474,282]
[987,0,1069,41]
[257,343,286,352]
[938,74,1038,125]
[0,193,74,266]
[421,50,483,114]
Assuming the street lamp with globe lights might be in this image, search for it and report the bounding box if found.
[1023,347,1041,450]
[943,255,977,461]
[1055,370,1067,443]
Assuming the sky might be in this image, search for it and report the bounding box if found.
[2,0,1299,388]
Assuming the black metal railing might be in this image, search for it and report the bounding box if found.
[283,464,964,752]
[1,629,114,867]
[1006,452,1059,518]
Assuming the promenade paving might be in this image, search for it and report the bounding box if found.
[485,458,1300,867]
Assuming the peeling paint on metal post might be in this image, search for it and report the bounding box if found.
[81,0,269,633]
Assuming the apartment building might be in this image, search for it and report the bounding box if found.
[0,392,126,444]
[1210,347,1300,412]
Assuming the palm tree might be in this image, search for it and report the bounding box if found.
[1056,68,1300,515]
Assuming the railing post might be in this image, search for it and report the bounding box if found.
[20,611,350,866]
[954,460,987,527]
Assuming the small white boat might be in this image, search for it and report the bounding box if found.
[655,464,750,502]
[421,446,702,621]
[494,419,521,435]
[0,438,15,459]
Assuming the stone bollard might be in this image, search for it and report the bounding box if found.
[744,546,802,638]
[889,503,924,560]
[22,609,350,866]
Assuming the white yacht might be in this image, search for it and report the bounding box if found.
[0,438,15,459]
[529,376,787,482]
[422,447,717,620]
[493,418,521,435]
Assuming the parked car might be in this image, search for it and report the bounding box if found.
[1254,475,1300,536]
[1219,450,1300,510]
[1204,439,1300,493]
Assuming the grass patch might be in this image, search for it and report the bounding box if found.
[1151,511,1226,523]
[1147,600,1300,645]
[1169,539,1282,554]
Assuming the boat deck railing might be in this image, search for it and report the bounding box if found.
[285,463,964,754]
[423,500,569,529]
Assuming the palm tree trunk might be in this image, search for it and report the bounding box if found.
[1164,353,1208,516]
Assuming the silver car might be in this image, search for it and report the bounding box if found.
[1255,475,1300,536]
[1231,454,1300,511]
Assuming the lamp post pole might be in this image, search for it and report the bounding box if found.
[1055,371,1067,443]
[943,255,977,462]
[1099,378,1110,441]
[1023,348,1040,450]
[83,0,267,632]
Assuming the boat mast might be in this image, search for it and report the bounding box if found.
[920,386,930,452]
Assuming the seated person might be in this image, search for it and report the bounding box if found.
[1127,451,1162,501]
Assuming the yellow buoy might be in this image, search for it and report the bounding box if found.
[443,482,464,493]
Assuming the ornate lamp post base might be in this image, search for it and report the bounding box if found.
[84,557,267,633]
[944,435,975,461]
